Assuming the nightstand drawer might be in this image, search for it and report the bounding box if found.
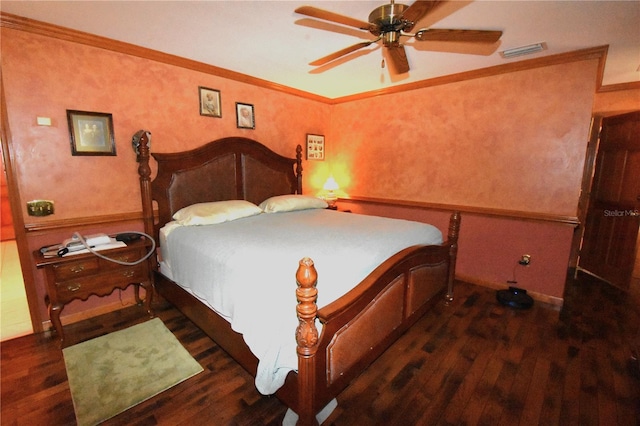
[53,258,99,280]
[55,267,146,300]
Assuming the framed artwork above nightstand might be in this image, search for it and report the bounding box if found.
[306,134,324,160]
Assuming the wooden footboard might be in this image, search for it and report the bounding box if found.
[286,212,460,425]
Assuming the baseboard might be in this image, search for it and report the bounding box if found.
[456,274,564,310]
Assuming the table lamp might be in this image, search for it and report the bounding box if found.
[323,176,339,208]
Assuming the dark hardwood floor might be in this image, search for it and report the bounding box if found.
[2,271,639,425]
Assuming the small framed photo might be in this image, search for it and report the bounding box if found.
[67,110,116,156]
[236,102,255,129]
[306,134,325,161]
[199,86,221,117]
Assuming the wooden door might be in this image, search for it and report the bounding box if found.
[579,111,640,290]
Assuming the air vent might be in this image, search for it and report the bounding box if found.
[500,42,547,59]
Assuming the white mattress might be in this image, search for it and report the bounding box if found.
[160,209,443,394]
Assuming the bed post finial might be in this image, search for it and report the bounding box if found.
[295,144,303,194]
[296,257,319,351]
[445,211,461,304]
[295,257,319,426]
[133,130,155,244]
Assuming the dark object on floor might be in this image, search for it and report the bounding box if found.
[496,286,534,309]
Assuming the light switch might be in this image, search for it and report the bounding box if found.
[36,117,52,126]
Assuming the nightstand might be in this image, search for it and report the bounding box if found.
[35,239,154,343]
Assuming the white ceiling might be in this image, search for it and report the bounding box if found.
[2,0,639,99]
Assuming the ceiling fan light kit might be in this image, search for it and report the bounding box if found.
[295,0,503,75]
[500,42,547,59]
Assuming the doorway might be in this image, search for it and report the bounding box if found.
[577,111,640,294]
[1,135,32,340]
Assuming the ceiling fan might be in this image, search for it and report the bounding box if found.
[295,0,503,74]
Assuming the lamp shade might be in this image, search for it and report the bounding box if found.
[323,176,339,191]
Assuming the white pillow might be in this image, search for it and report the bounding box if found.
[172,200,262,225]
[259,195,328,213]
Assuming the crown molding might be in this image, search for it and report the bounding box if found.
[0,12,330,103]
[332,45,609,103]
[0,12,620,104]
[598,80,640,93]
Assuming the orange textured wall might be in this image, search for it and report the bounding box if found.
[329,60,599,217]
[2,28,329,222]
[326,60,599,301]
[1,27,329,323]
[338,199,574,300]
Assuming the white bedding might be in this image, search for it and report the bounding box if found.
[160,209,443,394]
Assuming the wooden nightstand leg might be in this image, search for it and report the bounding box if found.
[146,283,154,317]
[48,302,65,343]
[134,283,143,305]
[138,282,154,317]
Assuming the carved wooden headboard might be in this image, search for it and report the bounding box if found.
[135,133,303,240]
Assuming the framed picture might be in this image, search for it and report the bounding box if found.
[236,102,255,129]
[67,110,116,156]
[199,86,221,117]
[306,134,325,160]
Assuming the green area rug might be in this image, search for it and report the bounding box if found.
[63,318,203,426]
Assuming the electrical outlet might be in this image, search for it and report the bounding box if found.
[519,254,531,266]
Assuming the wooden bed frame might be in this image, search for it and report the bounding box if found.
[135,132,460,425]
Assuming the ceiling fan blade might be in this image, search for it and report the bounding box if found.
[401,0,443,32]
[415,29,503,43]
[309,40,377,66]
[387,44,410,74]
[295,6,373,31]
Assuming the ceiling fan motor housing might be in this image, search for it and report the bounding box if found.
[368,3,409,42]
